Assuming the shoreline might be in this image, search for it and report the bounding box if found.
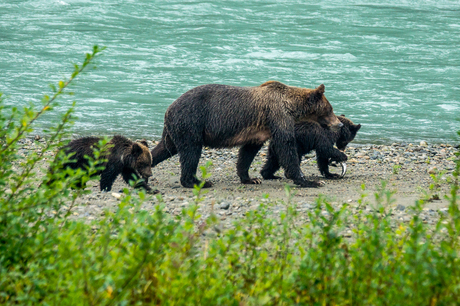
[18,136,458,229]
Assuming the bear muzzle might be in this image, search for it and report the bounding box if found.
[142,171,153,178]
[330,121,344,132]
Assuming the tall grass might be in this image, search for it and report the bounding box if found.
[0,47,459,305]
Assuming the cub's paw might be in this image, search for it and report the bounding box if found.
[330,152,348,163]
[294,179,322,188]
[182,180,213,188]
[338,152,348,162]
[201,181,213,188]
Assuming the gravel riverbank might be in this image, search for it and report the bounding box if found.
[18,137,459,230]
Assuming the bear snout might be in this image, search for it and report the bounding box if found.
[331,121,344,132]
[142,170,153,178]
[318,113,342,131]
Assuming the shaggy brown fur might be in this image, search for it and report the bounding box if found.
[261,115,361,180]
[151,81,342,188]
[51,135,153,192]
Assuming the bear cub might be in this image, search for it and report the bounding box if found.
[51,135,154,192]
[261,115,361,180]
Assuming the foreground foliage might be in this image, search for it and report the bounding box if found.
[1,48,460,305]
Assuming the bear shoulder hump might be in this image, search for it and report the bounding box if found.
[259,80,287,90]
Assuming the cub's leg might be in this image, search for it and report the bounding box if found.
[271,128,320,188]
[317,148,347,179]
[100,164,121,191]
[237,143,264,184]
[260,142,282,180]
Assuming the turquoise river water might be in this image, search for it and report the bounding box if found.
[0,0,459,144]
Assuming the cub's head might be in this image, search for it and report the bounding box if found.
[304,84,343,131]
[125,140,153,180]
[335,115,361,151]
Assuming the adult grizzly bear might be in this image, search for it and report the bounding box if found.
[151,81,342,188]
[49,135,154,192]
[260,115,361,180]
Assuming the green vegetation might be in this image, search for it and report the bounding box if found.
[1,47,460,305]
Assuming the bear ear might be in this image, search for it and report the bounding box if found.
[314,84,325,96]
[340,114,345,117]
[139,140,149,148]
[353,124,362,132]
[131,143,143,156]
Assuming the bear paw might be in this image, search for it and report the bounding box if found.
[201,181,213,188]
[242,178,262,184]
[324,173,342,179]
[294,179,322,188]
[330,152,348,163]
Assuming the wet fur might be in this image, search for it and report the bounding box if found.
[261,115,361,180]
[151,81,342,188]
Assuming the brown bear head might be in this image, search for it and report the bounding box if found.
[303,84,343,131]
[125,142,153,180]
[335,115,361,151]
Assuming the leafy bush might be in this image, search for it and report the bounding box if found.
[1,47,460,305]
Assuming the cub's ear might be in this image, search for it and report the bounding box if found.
[131,143,143,156]
[340,114,345,117]
[139,140,149,148]
[352,124,362,132]
[314,84,325,96]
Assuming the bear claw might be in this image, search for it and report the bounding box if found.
[242,178,262,184]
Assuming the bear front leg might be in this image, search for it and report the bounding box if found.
[315,140,347,179]
[260,141,282,180]
[271,127,321,188]
[237,143,264,184]
[100,164,120,191]
[317,156,341,179]
[179,145,213,188]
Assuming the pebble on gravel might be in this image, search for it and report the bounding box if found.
[427,167,438,174]
[111,192,122,199]
[219,202,231,210]
[395,204,406,211]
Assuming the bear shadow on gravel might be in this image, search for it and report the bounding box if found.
[151,81,343,189]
